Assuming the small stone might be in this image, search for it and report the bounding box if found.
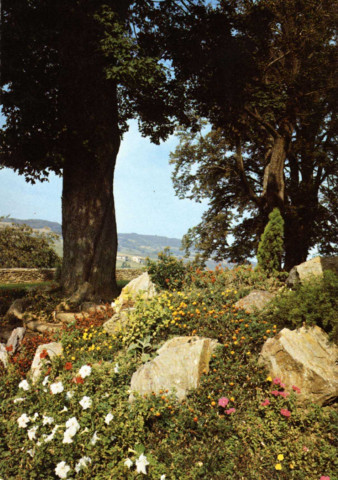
[55,312,81,323]
[234,290,276,313]
[26,321,62,333]
[5,298,30,320]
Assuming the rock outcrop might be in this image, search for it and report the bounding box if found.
[30,342,63,383]
[103,310,133,336]
[234,290,276,313]
[260,326,338,406]
[6,327,26,354]
[0,344,8,368]
[113,272,156,313]
[287,256,338,287]
[130,336,219,401]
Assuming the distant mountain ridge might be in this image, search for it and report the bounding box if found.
[4,218,184,258]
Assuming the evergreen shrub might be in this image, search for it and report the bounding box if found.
[257,208,284,275]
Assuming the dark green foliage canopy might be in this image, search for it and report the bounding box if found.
[157,0,338,267]
[0,0,177,182]
[257,208,284,274]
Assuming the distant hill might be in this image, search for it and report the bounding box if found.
[3,218,184,259]
[2,218,62,235]
[1,218,235,268]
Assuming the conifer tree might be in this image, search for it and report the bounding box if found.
[257,208,284,274]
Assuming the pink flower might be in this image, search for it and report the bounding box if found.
[278,391,289,398]
[273,377,281,385]
[303,446,309,452]
[261,398,270,406]
[280,408,291,417]
[319,476,330,480]
[271,390,280,396]
[292,385,301,394]
[225,408,236,414]
[218,397,229,408]
[279,383,286,388]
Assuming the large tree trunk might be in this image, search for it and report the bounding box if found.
[283,216,310,271]
[61,131,120,303]
[262,135,286,211]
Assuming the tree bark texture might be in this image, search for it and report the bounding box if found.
[61,132,120,302]
[262,135,286,211]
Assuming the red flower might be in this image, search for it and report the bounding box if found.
[225,408,236,415]
[292,385,301,394]
[40,349,48,359]
[319,476,330,480]
[280,408,291,417]
[64,362,73,371]
[271,390,280,396]
[261,398,270,406]
[73,376,84,384]
[5,345,13,352]
[273,377,281,385]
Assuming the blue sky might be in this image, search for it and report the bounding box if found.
[0,119,207,239]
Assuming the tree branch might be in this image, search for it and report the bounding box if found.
[244,107,279,138]
[235,137,262,208]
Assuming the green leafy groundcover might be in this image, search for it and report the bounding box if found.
[0,266,336,479]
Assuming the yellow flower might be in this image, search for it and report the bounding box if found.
[266,376,272,382]
[275,464,282,471]
[71,356,75,360]
[277,454,284,461]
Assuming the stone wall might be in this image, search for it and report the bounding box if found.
[0,268,144,284]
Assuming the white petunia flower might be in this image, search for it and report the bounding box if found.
[13,397,26,403]
[27,448,35,458]
[50,381,64,394]
[75,456,92,473]
[42,375,49,386]
[66,390,74,399]
[55,461,71,479]
[160,476,166,480]
[42,415,54,426]
[114,363,119,374]
[18,379,30,391]
[17,413,30,428]
[60,406,68,413]
[65,417,80,432]
[79,396,92,410]
[43,424,60,443]
[135,454,149,475]
[78,365,92,378]
[27,426,38,440]
[104,412,114,425]
[62,429,74,444]
[124,458,133,469]
[31,412,39,421]
[90,431,99,445]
